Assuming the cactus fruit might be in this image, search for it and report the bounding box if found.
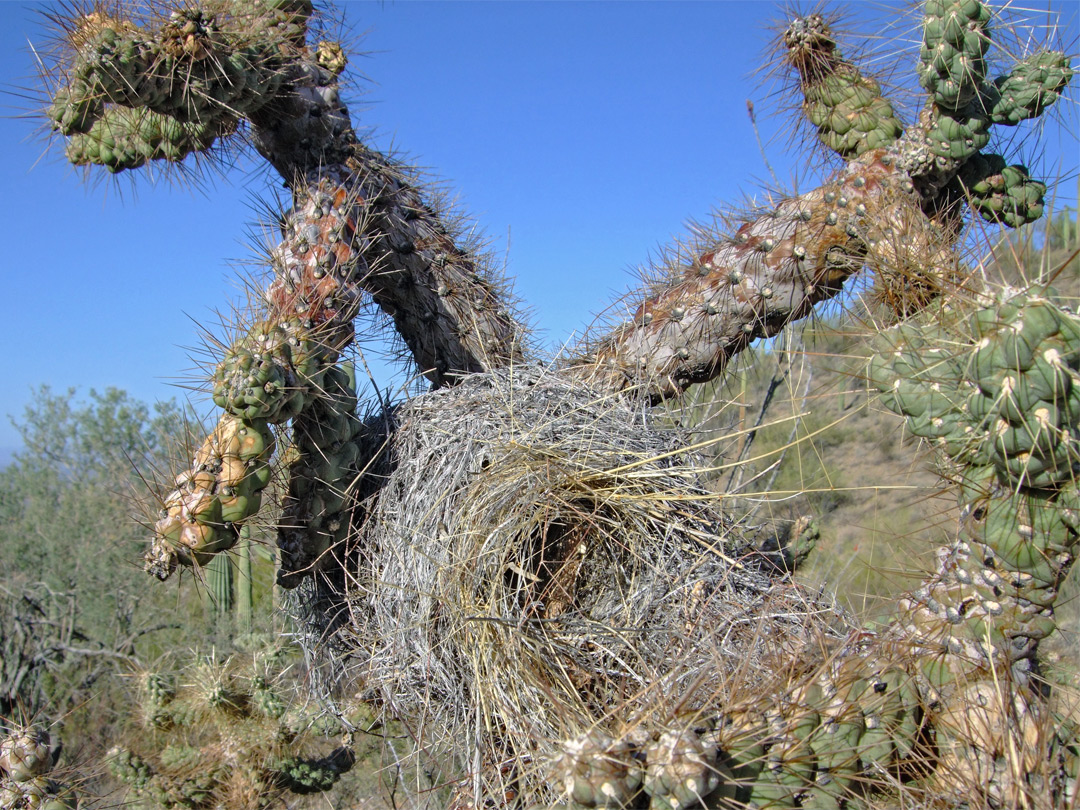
[146,414,274,578]
[783,14,904,158]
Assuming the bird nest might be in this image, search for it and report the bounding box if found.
[288,364,851,804]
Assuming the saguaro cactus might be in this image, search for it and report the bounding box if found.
[33,0,1077,808]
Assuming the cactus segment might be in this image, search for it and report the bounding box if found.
[0,727,51,783]
[140,671,177,730]
[45,2,308,172]
[273,750,354,795]
[956,154,1046,228]
[988,51,1074,126]
[923,106,991,162]
[783,14,904,159]
[206,552,233,615]
[212,318,326,423]
[582,149,957,398]
[555,731,643,808]
[919,0,992,110]
[643,730,722,810]
[63,106,228,172]
[146,414,275,578]
[277,362,363,588]
[874,290,1080,676]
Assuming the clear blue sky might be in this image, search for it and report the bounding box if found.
[1,1,1076,453]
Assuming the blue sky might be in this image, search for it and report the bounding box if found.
[1,1,1077,454]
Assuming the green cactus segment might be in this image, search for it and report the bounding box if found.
[206,553,233,615]
[803,73,904,158]
[956,154,1046,228]
[719,668,923,809]
[148,414,275,577]
[46,2,311,172]
[553,668,926,810]
[871,291,1079,491]
[924,107,991,162]
[919,0,992,110]
[64,107,226,172]
[277,363,363,588]
[910,0,1072,192]
[140,671,177,731]
[988,51,1074,126]
[272,750,354,795]
[251,675,287,720]
[784,14,903,159]
[872,290,1080,672]
[212,318,327,423]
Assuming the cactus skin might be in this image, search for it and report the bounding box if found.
[578,150,957,398]
[783,14,904,159]
[206,553,233,616]
[277,363,363,588]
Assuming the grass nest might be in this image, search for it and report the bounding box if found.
[288,364,853,805]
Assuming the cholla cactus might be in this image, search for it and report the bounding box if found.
[0,724,78,810]
[108,650,353,810]
[31,0,1079,808]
